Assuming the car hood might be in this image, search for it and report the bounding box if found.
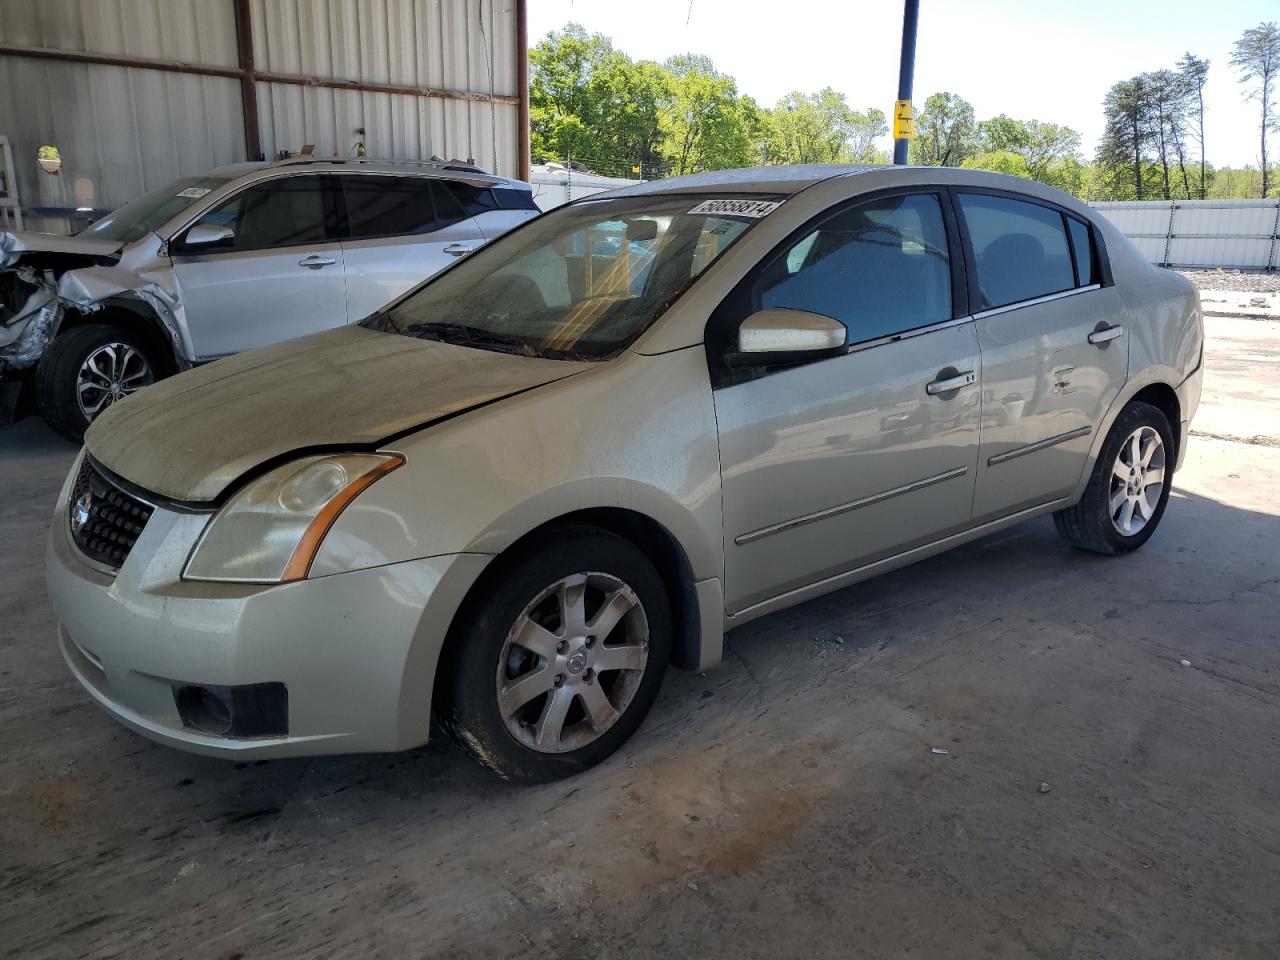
[0,229,125,268]
[85,326,593,502]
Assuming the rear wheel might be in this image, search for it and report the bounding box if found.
[36,325,158,440]
[1053,401,1174,555]
[439,526,671,783]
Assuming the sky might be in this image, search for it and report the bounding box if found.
[528,0,1278,168]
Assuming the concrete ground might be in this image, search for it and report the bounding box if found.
[2,313,1279,960]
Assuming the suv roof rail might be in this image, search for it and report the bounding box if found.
[266,156,492,176]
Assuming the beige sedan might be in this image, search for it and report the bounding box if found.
[47,166,1202,782]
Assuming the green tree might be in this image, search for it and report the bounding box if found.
[528,24,616,161]
[1097,75,1156,198]
[764,89,887,164]
[1177,53,1210,198]
[976,115,1082,188]
[658,57,756,174]
[910,92,978,166]
[1231,21,1280,197]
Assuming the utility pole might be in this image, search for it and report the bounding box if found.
[893,0,919,165]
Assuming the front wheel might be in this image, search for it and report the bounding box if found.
[1053,400,1174,555]
[439,526,671,783]
[36,325,158,440]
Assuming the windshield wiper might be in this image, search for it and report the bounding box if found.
[403,321,533,354]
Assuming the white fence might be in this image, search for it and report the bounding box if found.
[1090,199,1280,270]
[528,164,640,211]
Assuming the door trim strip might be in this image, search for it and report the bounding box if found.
[727,495,1075,621]
[734,466,970,546]
[987,425,1092,467]
[972,284,1101,320]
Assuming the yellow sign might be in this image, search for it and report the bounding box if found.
[893,99,915,140]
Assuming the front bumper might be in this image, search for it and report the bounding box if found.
[46,470,490,759]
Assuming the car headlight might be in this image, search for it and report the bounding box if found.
[183,453,404,583]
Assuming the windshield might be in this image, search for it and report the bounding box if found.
[364,194,777,359]
[79,176,231,244]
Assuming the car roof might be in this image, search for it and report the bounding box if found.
[595,165,1091,209]
[601,164,887,197]
[204,157,528,190]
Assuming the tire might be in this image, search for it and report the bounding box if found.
[36,325,159,441]
[1053,400,1174,555]
[439,525,672,783]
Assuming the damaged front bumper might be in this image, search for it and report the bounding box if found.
[1,229,191,379]
[0,268,60,375]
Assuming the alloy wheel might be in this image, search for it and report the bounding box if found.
[1109,425,1166,536]
[76,343,153,419]
[496,571,649,754]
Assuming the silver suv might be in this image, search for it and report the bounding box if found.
[0,158,539,438]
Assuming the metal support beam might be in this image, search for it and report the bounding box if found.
[233,0,261,162]
[0,42,521,108]
[893,0,919,166]
[516,0,530,181]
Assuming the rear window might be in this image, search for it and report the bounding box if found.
[440,181,538,216]
[1067,217,1096,287]
[958,193,1075,310]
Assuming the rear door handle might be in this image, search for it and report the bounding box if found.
[1088,324,1125,345]
[298,255,336,269]
[444,242,479,257]
[925,370,977,396]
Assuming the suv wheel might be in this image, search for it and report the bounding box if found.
[1053,400,1174,555]
[36,325,158,441]
[439,526,671,783]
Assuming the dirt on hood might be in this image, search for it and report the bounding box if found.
[84,325,593,502]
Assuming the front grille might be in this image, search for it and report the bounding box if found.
[69,458,154,570]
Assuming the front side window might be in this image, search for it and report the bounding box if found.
[340,175,440,239]
[366,194,768,359]
[190,176,333,251]
[958,193,1076,309]
[757,193,953,344]
[80,176,231,244]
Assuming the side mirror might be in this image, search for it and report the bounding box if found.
[182,224,235,248]
[730,308,848,367]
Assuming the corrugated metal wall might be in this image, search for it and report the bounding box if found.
[251,0,517,172]
[0,0,243,218]
[1092,200,1280,270]
[0,0,520,230]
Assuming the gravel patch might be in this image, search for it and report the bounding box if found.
[1175,268,1280,294]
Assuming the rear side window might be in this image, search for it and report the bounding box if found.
[340,176,439,239]
[756,193,952,345]
[958,193,1075,309]
[1067,216,1096,286]
[193,176,334,250]
[440,180,539,215]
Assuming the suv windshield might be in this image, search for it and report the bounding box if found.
[364,194,777,359]
[79,175,232,244]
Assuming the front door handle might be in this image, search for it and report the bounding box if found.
[1088,324,1125,345]
[925,370,977,396]
[444,242,479,257]
[299,255,337,269]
